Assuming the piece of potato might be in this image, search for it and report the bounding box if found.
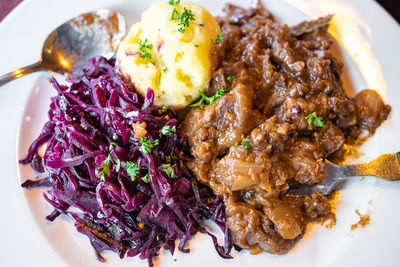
[116,1,220,109]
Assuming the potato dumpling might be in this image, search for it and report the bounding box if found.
[116,1,221,109]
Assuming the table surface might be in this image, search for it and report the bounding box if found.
[0,0,399,23]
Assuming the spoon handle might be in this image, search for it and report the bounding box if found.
[0,61,45,87]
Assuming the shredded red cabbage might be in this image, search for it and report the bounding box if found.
[20,57,233,266]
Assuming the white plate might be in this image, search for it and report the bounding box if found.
[1,0,400,266]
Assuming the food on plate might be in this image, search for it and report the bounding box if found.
[20,0,391,265]
[182,2,390,254]
[350,209,371,231]
[20,58,232,266]
[117,1,221,109]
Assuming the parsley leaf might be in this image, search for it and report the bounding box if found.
[161,125,176,136]
[138,38,153,60]
[163,67,168,72]
[305,112,326,127]
[215,33,223,43]
[227,75,234,81]
[241,138,250,149]
[141,173,149,183]
[190,86,228,108]
[158,72,162,84]
[139,136,159,154]
[162,106,168,113]
[98,154,113,181]
[171,8,180,20]
[162,164,175,178]
[171,7,195,34]
[126,161,140,181]
[168,0,180,5]
[232,142,238,147]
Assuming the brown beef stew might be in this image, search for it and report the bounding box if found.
[182,2,391,254]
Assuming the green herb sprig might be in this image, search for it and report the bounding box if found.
[162,164,175,178]
[126,161,140,181]
[161,125,177,136]
[169,0,180,5]
[141,173,149,183]
[171,7,195,33]
[139,136,160,154]
[190,86,228,108]
[211,33,223,43]
[227,75,234,81]
[305,112,325,127]
[98,154,113,181]
[241,138,250,149]
[138,38,153,60]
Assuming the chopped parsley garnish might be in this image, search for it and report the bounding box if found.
[232,142,238,147]
[143,104,149,110]
[215,33,223,43]
[163,67,168,72]
[241,138,250,149]
[138,38,153,60]
[171,8,180,20]
[162,106,168,113]
[162,164,175,178]
[190,86,228,108]
[305,112,325,127]
[126,161,140,181]
[227,75,234,81]
[116,159,121,172]
[168,0,180,5]
[141,173,149,183]
[98,154,113,181]
[161,125,176,136]
[171,7,195,34]
[211,33,223,43]
[111,142,118,147]
[158,72,162,84]
[139,136,159,154]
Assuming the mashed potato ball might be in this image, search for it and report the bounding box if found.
[116,1,221,109]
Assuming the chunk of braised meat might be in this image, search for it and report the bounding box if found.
[284,138,324,185]
[263,198,305,240]
[303,191,331,220]
[210,146,289,195]
[183,83,263,165]
[250,116,295,151]
[225,201,299,255]
[355,89,391,134]
[290,15,333,37]
[312,122,345,155]
[208,116,295,195]
[222,2,274,26]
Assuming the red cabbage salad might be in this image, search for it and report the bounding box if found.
[20,57,233,266]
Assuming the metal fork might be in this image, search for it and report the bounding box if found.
[288,152,400,196]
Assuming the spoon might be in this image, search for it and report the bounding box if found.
[0,9,126,86]
[288,152,400,196]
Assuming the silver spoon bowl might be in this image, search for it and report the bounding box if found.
[0,9,126,86]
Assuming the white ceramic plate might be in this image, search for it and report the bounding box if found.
[1,0,400,266]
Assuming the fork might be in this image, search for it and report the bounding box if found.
[288,152,400,196]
